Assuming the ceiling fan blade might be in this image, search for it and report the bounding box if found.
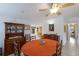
[46,13,51,16]
[56,12,61,16]
[61,3,74,8]
[50,3,53,8]
[39,9,48,11]
[46,12,61,16]
[50,3,58,8]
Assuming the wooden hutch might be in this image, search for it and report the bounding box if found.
[4,22,26,55]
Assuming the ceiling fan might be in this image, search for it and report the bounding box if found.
[39,3,75,16]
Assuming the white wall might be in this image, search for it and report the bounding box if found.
[64,16,79,32]
[0,19,5,48]
[30,16,64,35]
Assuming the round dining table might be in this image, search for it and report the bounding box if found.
[21,39,59,56]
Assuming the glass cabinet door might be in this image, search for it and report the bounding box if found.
[17,25,23,33]
[6,25,11,33]
[10,25,16,33]
[5,23,24,34]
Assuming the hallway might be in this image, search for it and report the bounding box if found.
[62,37,79,56]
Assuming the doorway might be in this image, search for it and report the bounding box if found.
[68,24,75,38]
[64,23,78,40]
[31,25,42,39]
[62,23,78,56]
[64,23,78,46]
[68,23,78,40]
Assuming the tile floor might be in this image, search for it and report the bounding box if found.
[62,37,79,56]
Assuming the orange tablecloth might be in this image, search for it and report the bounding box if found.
[21,39,58,56]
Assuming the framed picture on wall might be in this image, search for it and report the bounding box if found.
[25,25,30,30]
[49,24,54,31]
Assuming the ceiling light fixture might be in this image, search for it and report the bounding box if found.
[49,7,59,14]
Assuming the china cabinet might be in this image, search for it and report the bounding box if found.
[4,22,26,55]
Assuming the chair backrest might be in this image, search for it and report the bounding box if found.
[31,36,36,41]
[60,40,63,55]
[13,39,20,56]
[42,34,60,41]
[25,34,31,41]
[56,40,63,56]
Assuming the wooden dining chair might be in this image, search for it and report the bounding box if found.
[31,36,36,41]
[41,34,60,41]
[56,40,63,56]
[25,34,31,42]
[13,39,21,56]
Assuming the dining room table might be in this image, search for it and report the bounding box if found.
[21,39,59,56]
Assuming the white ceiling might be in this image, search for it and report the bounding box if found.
[0,3,79,20]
